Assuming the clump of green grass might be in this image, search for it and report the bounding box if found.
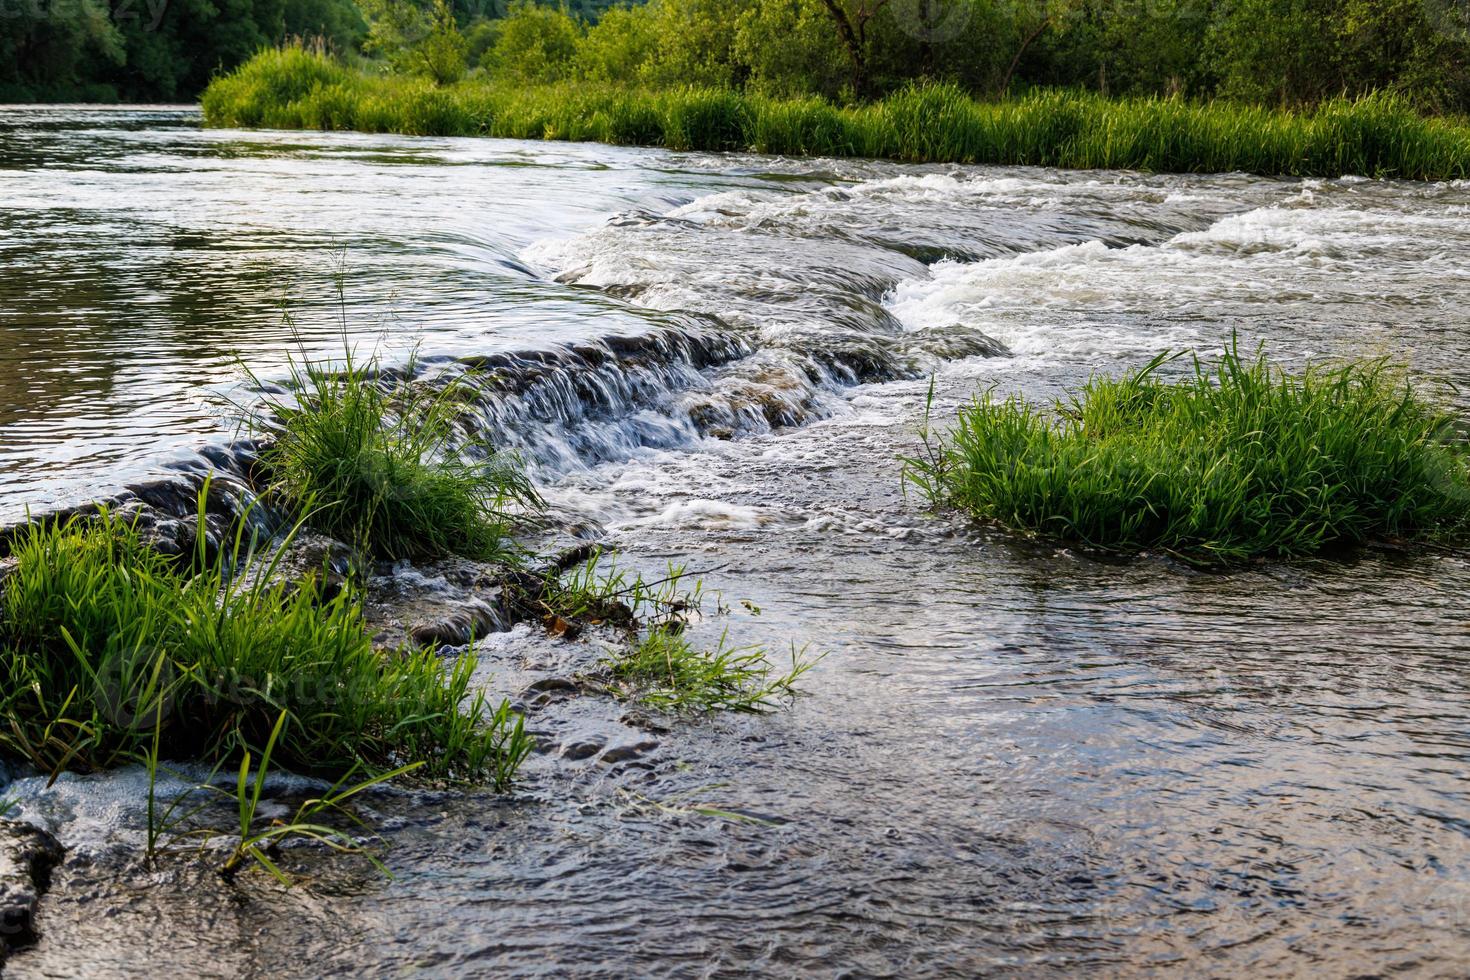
[0,497,531,787]
[904,342,1470,563]
[536,549,702,631]
[530,551,818,712]
[245,348,539,563]
[608,626,816,714]
[202,49,1470,180]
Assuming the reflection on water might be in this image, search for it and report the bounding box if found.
[0,106,756,515]
[3,108,1470,976]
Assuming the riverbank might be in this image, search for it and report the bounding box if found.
[200,49,1470,181]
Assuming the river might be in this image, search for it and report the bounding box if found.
[2,106,1469,976]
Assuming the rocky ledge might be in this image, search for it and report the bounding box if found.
[0,820,64,961]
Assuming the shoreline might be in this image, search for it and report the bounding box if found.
[200,50,1470,182]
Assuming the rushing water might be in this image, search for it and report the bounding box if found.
[3,107,1470,976]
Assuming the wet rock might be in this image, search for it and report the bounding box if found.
[539,543,599,575]
[409,597,502,649]
[561,739,605,761]
[362,556,513,650]
[523,677,579,695]
[0,821,63,958]
[897,327,1011,362]
[521,676,584,710]
[599,740,659,765]
[229,529,356,604]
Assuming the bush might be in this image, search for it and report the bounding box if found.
[573,5,658,83]
[904,342,1470,563]
[482,0,582,82]
[199,46,356,128]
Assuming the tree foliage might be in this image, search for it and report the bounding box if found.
[5,0,1469,112]
[0,0,365,101]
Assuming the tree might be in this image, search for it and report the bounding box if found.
[360,0,469,83]
[732,0,849,98]
[814,0,890,96]
[482,0,581,81]
[999,0,1085,95]
[419,0,470,82]
[0,0,124,99]
[575,4,658,82]
[1202,0,1340,105]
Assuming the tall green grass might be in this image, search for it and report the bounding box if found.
[243,347,539,563]
[904,343,1470,563]
[0,498,530,786]
[202,48,1470,180]
[143,708,424,883]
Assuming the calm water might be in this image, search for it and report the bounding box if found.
[3,107,1470,976]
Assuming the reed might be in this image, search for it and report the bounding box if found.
[903,342,1470,563]
[212,711,420,883]
[202,48,1470,180]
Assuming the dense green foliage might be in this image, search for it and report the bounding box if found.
[246,349,539,562]
[903,344,1470,562]
[203,50,1470,179]
[464,0,1470,111]
[0,505,531,785]
[6,0,1470,111]
[0,0,365,101]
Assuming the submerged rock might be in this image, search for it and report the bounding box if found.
[228,529,357,604]
[598,740,659,765]
[560,739,604,761]
[408,597,503,649]
[0,820,63,958]
[362,556,513,650]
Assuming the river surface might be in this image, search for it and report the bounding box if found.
[2,106,1470,977]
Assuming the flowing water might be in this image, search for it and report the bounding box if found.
[2,106,1470,976]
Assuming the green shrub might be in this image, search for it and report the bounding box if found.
[573,4,658,84]
[482,0,582,83]
[904,342,1470,563]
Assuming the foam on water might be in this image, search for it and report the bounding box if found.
[2,764,329,859]
[885,193,1470,365]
